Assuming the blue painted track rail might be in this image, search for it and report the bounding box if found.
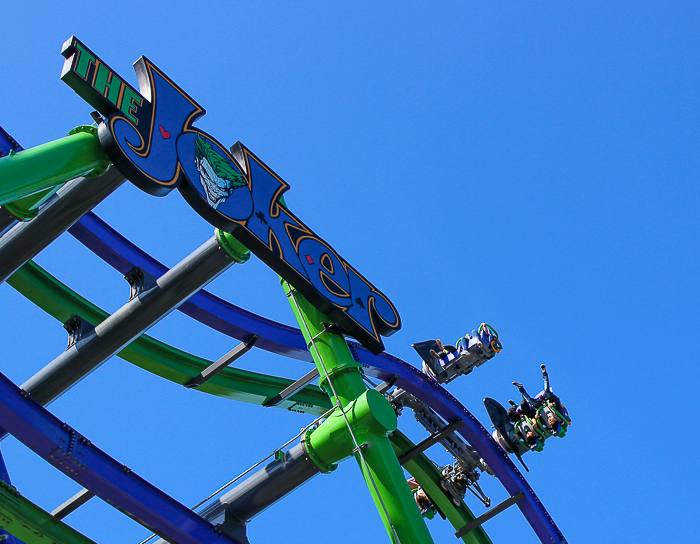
[0,124,565,543]
[66,211,566,544]
[0,371,244,544]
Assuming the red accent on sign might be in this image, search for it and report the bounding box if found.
[159,125,171,139]
[305,255,314,265]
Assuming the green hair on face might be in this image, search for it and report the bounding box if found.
[195,135,246,189]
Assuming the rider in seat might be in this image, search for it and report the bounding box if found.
[512,364,570,437]
[429,338,457,364]
[407,478,436,518]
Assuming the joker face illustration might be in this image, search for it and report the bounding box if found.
[194,135,246,209]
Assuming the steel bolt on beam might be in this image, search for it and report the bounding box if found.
[283,281,434,544]
[18,231,249,407]
[0,126,108,206]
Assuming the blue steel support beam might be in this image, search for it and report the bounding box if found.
[0,371,243,544]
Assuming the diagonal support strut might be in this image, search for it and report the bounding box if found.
[184,335,259,389]
[397,418,464,465]
[262,367,320,407]
[454,491,525,538]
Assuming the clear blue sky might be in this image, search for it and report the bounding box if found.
[1,2,698,543]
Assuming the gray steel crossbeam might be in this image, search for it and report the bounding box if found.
[185,335,259,388]
[454,491,525,538]
[0,207,16,235]
[17,234,239,409]
[50,488,95,519]
[397,418,464,465]
[262,367,320,407]
[373,376,397,394]
[0,167,126,285]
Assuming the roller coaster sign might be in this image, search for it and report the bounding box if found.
[60,36,400,354]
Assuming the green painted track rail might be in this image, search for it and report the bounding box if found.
[7,260,492,542]
[0,480,97,544]
[7,260,331,415]
[390,430,492,544]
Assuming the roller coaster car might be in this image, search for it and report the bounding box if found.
[516,418,545,452]
[413,324,503,384]
[413,488,438,520]
[483,398,533,471]
[535,402,571,439]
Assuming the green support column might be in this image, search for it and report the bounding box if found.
[283,280,434,544]
[0,125,109,206]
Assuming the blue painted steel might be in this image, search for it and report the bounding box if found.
[0,126,23,158]
[67,212,566,544]
[2,122,563,542]
[0,371,244,544]
[347,342,565,544]
[0,448,10,484]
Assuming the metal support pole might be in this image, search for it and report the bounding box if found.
[50,489,95,520]
[200,441,322,527]
[283,281,434,544]
[19,231,249,407]
[454,492,525,538]
[0,166,126,285]
[397,418,464,465]
[262,367,319,407]
[0,127,108,206]
[184,335,259,388]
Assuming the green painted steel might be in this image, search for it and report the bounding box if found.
[389,430,493,544]
[2,185,61,221]
[215,229,251,263]
[305,389,397,469]
[7,261,331,415]
[283,281,435,544]
[7,260,493,543]
[0,126,108,206]
[0,480,97,544]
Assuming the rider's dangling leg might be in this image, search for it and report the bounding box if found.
[512,381,542,411]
